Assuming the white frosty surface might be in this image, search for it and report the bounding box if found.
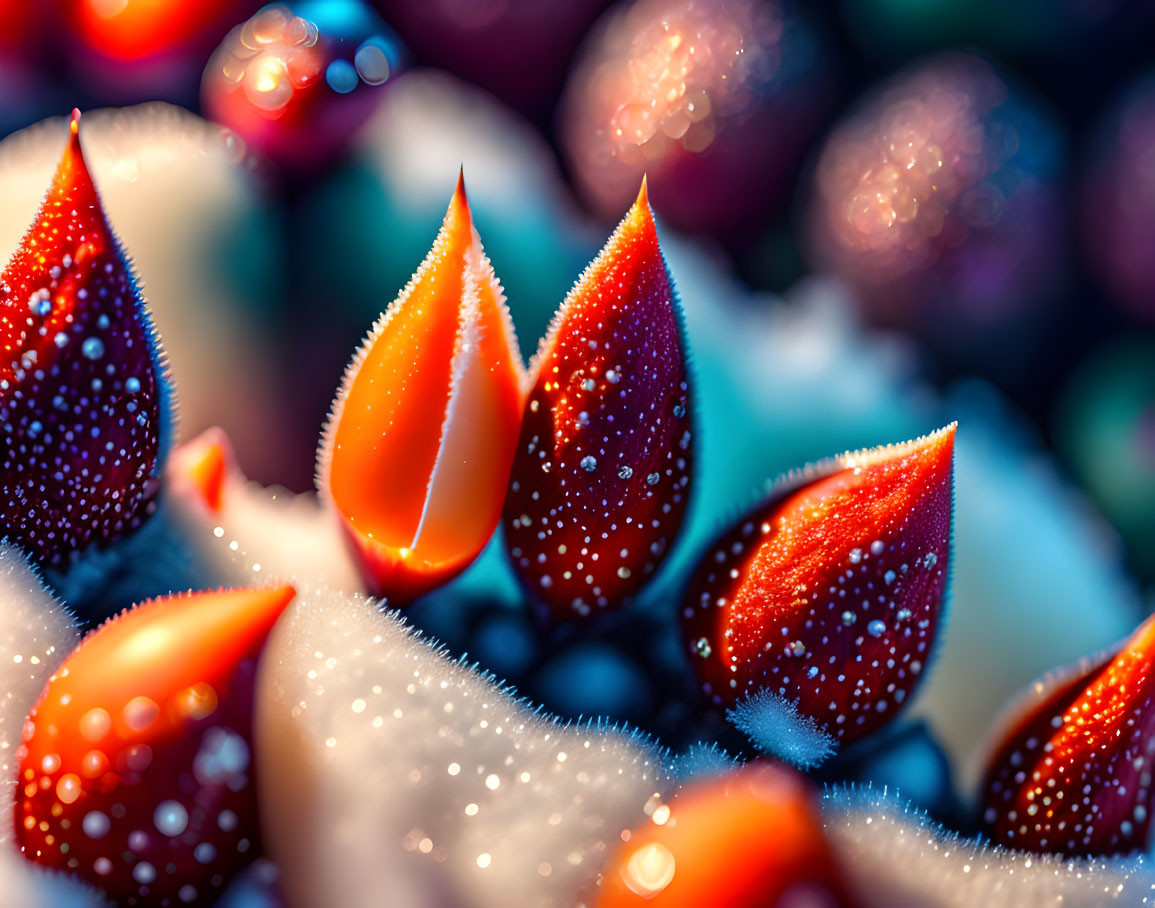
[823,786,1155,907]
[0,546,106,906]
[255,586,676,908]
[165,454,362,595]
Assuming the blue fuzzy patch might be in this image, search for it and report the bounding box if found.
[726,689,836,769]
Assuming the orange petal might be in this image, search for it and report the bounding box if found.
[168,426,236,515]
[318,173,526,602]
[595,763,856,907]
[15,584,296,904]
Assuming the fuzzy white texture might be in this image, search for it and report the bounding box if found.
[255,586,676,908]
[0,546,106,906]
[0,104,286,469]
[823,786,1155,906]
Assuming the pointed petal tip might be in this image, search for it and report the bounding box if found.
[447,167,472,230]
[69,108,81,136]
[171,427,236,515]
[627,174,657,234]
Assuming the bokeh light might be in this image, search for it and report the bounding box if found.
[561,0,831,237]
[56,0,250,101]
[805,54,1063,336]
[202,0,404,172]
[60,0,241,61]
[1083,73,1155,324]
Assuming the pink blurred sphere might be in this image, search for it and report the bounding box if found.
[1083,73,1155,324]
[805,54,1064,334]
[560,0,832,238]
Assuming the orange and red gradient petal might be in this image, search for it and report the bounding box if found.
[15,584,295,904]
[981,611,1155,856]
[682,425,954,749]
[502,179,693,620]
[0,110,170,565]
[595,763,856,907]
[319,174,525,603]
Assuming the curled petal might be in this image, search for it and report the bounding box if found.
[682,425,955,752]
[503,179,694,619]
[318,174,526,603]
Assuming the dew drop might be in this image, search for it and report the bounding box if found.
[81,337,105,360]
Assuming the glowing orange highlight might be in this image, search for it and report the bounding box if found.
[596,764,855,906]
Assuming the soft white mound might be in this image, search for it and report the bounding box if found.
[823,786,1155,907]
[165,431,361,594]
[256,586,676,908]
[0,547,106,906]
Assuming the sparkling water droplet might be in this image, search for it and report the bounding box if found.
[848,548,862,564]
[867,619,886,637]
[580,455,597,471]
[81,337,105,360]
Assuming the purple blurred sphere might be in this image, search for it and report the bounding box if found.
[805,54,1064,337]
[560,0,832,239]
[1083,73,1155,324]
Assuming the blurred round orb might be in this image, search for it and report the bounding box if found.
[56,0,249,102]
[374,0,608,119]
[805,54,1063,334]
[202,0,404,173]
[1083,74,1155,324]
[560,0,832,239]
[1054,339,1155,585]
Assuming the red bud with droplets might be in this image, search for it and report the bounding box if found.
[0,110,170,565]
[981,611,1155,856]
[681,426,954,748]
[15,584,296,905]
[502,179,694,619]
